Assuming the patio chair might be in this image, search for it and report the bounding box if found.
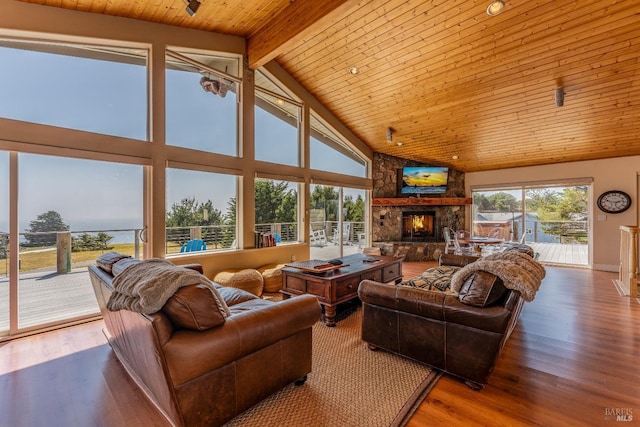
[332,222,351,245]
[180,239,206,253]
[310,229,327,247]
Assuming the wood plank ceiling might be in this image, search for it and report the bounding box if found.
[18,0,640,172]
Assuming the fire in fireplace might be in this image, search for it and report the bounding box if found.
[401,211,438,242]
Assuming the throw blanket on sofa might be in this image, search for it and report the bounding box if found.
[450,251,546,302]
[107,258,219,314]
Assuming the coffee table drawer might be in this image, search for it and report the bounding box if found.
[336,276,360,298]
[361,269,382,282]
[382,263,401,282]
[284,276,306,293]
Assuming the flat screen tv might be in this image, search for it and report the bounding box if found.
[399,166,449,195]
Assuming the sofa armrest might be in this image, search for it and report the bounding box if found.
[162,294,321,386]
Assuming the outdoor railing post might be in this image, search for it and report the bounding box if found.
[134,229,140,259]
[56,231,71,274]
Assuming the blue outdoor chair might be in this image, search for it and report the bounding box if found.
[180,239,206,253]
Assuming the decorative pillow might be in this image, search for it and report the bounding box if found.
[96,251,131,273]
[398,265,461,294]
[457,270,507,307]
[162,284,229,331]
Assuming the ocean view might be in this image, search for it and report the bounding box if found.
[3,218,144,245]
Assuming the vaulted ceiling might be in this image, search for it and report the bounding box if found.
[19,0,640,172]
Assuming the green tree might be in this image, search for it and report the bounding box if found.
[23,210,69,247]
[487,192,519,212]
[166,197,222,227]
[255,180,297,224]
[472,193,492,211]
[344,195,365,222]
[527,187,588,241]
[71,232,114,252]
[95,232,114,250]
[310,186,340,221]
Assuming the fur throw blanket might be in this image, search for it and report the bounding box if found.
[451,251,546,302]
[107,258,216,314]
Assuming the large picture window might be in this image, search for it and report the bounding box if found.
[166,168,238,254]
[0,40,147,140]
[310,112,366,177]
[165,50,240,155]
[254,178,300,244]
[254,71,300,166]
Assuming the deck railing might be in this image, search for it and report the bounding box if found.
[618,226,639,297]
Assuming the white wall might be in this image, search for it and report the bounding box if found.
[465,156,640,271]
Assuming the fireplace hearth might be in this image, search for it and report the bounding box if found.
[401,211,438,242]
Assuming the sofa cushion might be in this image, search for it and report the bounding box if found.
[398,265,460,294]
[163,284,229,330]
[96,251,131,273]
[457,270,507,307]
[216,285,259,306]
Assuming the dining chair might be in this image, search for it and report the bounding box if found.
[442,227,456,254]
[453,230,475,255]
[488,227,503,239]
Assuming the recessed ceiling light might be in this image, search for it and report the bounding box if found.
[396,142,404,146]
[486,1,505,16]
[348,66,360,75]
[452,155,459,160]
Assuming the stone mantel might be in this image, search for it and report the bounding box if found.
[373,197,472,206]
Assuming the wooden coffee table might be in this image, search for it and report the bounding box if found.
[281,253,403,327]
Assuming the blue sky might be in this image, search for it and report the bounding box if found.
[0,44,364,233]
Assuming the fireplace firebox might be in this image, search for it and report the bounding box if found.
[401,211,438,242]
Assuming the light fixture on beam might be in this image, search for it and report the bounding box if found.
[555,87,565,107]
[486,1,505,16]
[184,0,201,16]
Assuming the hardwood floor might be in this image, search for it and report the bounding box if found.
[1,263,638,426]
[405,262,640,427]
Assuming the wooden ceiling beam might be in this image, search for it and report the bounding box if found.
[247,0,360,69]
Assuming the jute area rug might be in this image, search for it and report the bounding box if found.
[224,305,441,427]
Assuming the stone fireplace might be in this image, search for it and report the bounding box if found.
[401,211,437,242]
[371,153,467,261]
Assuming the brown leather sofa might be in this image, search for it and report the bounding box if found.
[88,258,321,427]
[357,253,526,389]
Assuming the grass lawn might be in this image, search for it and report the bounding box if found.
[0,243,139,275]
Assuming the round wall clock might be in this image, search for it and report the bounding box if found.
[596,190,631,214]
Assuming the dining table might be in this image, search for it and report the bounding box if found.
[457,236,505,256]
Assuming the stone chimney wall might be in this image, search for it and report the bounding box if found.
[371,153,466,261]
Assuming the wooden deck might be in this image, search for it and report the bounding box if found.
[528,242,588,266]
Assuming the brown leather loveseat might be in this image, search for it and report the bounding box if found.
[358,251,544,389]
[88,254,321,426]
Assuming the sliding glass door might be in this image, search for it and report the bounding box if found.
[309,184,366,260]
[0,152,8,336]
[0,153,144,335]
[472,182,589,266]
